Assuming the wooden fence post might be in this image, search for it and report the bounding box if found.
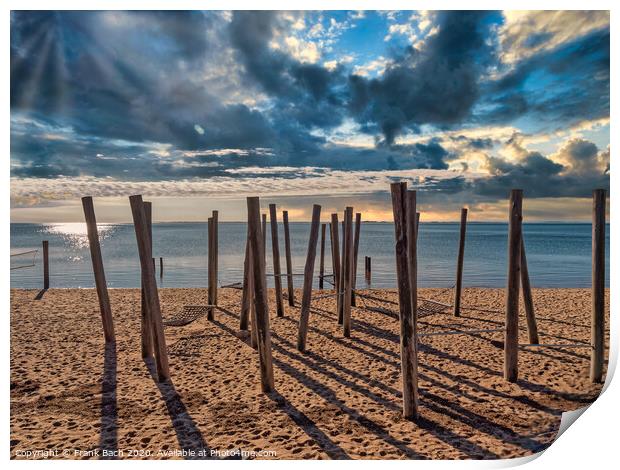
[140,202,154,358]
[319,224,326,289]
[42,240,49,289]
[590,189,606,383]
[330,214,341,321]
[207,217,215,320]
[269,204,285,317]
[129,195,170,382]
[81,197,115,344]
[160,257,163,278]
[504,189,522,383]
[247,197,275,392]
[520,236,539,344]
[282,210,296,306]
[342,207,354,337]
[262,213,267,263]
[338,214,346,325]
[405,189,420,419]
[365,256,371,282]
[390,183,419,420]
[212,210,219,306]
[297,205,322,352]
[453,208,468,317]
[240,228,253,331]
[351,213,361,306]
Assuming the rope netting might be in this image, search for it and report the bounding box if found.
[10,249,38,270]
[163,305,212,327]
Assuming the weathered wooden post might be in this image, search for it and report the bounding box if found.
[269,204,285,316]
[42,240,49,289]
[453,208,468,317]
[590,189,606,383]
[338,213,346,324]
[247,197,275,392]
[365,256,371,282]
[129,195,170,382]
[319,223,326,289]
[405,189,420,419]
[330,214,341,320]
[282,210,296,306]
[262,213,267,263]
[342,207,354,337]
[390,182,419,420]
[297,205,322,352]
[81,197,115,344]
[351,213,361,307]
[207,217,215,320]
[160,257,163,278]
[213,210,219,305]
[416,212,420,238]
[140,202,154,358]
[240,229,253,331]
[504,189,522,383]
[520,236,539,344]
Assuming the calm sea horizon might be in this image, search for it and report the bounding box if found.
[10,222,610,289]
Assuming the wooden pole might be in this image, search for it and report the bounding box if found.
[365,256,371,282]
[504,189,522,383]
[269,204,285,317]
[81,197,115,344]
[405,189,420,419]
[330,214,341,321]
[319,224,326,289]
[351,213,361,307]
[416,212,420,238]
[160,257,163,278]
[42,240,49,289]
[390,183,419,420]
[338,213,346,325]
[520,236,539,344]
[140,202,154,358]
[262,213,267,264]
[590,189,606,383]
[282,210,296,306]
[212,210,219,306]
[453,208,468,317]
[240,228,253,331]
[129,195,170,382]
[342,207,354,337]
[297,205,322,352]
[247,197,275,392]
[207,217,215,320]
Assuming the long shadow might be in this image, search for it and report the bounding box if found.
[144,358,216,460]
[270,334,536,457]
[34,289,47,300]
[267,391,351,460]
[99,341,118,459]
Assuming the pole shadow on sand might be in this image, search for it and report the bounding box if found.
[99,341,118,459]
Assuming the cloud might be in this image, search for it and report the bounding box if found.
[348,11,501,144]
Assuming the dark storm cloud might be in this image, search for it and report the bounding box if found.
[477,27,610,127]
[228,11,347,131]
[348,11,500,144]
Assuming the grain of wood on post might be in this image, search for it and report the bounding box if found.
[390,182,419,420]
[297,204,322,352]
[504,189,522,383]
[140,201,154,358]
[262,213,267,263]
[590,188,606,383]
[282,210,296,306]
[520,236,539,344]
[212,210,219,306]
[351,212,361,307]
[319,223,326,289]
[269,204,285,317]
[129,195,170,382]
[338,212,347,325]
[405,189,420,419]
[247,197,275,392]
[342,207,354,337]
[330,214,341,320]
[453,208,468,317]
[42,240,49,290]
[81,196,115,344]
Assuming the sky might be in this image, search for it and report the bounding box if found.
[10,10,610,222]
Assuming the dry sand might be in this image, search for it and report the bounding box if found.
[10,287,608,460]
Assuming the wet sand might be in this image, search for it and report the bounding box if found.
[10,287,608,460]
